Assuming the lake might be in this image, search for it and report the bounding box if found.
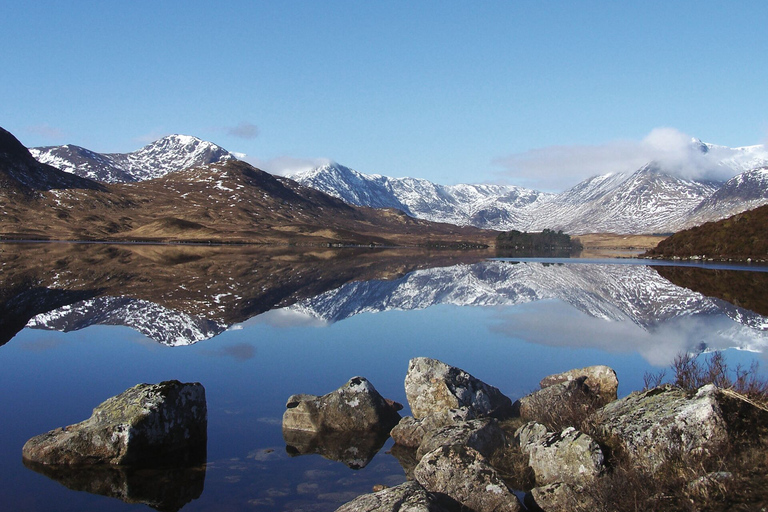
[1,242,767,511]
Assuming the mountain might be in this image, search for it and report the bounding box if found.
[29,135,236,183]
[0,127,105,196]
[292,142,768,234]
[1,126,495,246]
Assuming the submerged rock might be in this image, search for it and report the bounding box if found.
[539,365,618,405]
[334,481,455,512]
[22,381,207,466]
[282,376,402,433]
[591,384,768,470]
[23,459,205,512]
[404,357,513,420]
[414,445,522,512]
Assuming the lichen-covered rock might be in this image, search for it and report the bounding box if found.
[516,379,596,424]
[514,421,549,450]
[282,377,402,433]
[390,407,476,448]
[283,428,389,469]
[539,365,618,405]
[525,427,604,487]
[414,445,522,512]
[416,418,506,460]
[591,384,768,470]
[334,481,454,512]
[525,482,596,512]
[404,357,512,420]
[22,381,207,466]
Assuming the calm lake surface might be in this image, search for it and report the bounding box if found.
[1,243,767,511]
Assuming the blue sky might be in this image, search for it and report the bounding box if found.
[2,1,767,191]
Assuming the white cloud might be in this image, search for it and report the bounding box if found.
[25,123,65,140]
[242,155,332,177]
[493,127,743,192]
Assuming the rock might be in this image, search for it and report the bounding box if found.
[514,421,549,450]
[23,459,205,512]
[22,381,207,466]
[416,418,506,460]
[516,379,597,425]
[334,481,455,512]
[524,482,596,512]
[539,365,618,405]
[283,428,390,469]
[390,407,476,448]
[525,427,604,487]
[282,376,402,433]
[404,357,513,420]
[590,384,768,471]
[414,445,522,512]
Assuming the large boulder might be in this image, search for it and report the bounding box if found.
[591,384,768,471]
[334,481,455,512]
[282,376,402,433]
[404,357,512,420]
[22,381,207,466]
[522,427,604,487]
[539,365,618,405]
[414,445,522,512]
[416,418,506,460]
[390,407,476,448]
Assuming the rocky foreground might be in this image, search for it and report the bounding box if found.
[283,357,768,512]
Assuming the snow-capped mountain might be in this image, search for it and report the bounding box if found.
[29,135,235,183]
[294,162,551,228]
[292,142,768,234]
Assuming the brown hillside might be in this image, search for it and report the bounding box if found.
[644,204,768,262]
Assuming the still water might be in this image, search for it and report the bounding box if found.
[1,243,767,511]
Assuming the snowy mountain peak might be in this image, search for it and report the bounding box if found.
[30,135,237,183]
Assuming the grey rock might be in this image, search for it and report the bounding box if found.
[516,379,596,424]
[22,381,207,466]
[282,377,402,433]
[539,365,618,405]
[404,357,512,420]
[390,407,476,448]
[590,384,768,471]
[526,427,604,487]
[416,418,506,460]
[414,445,522,512]
[334,481,453,512]
[514,421,549,451]
[525,482,596,512]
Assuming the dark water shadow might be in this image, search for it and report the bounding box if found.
[23,459,206,512]
[282,428,391,469]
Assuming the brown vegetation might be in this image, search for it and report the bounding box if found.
[644,204,768,261]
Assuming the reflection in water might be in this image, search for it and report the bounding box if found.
[282,428,391,470]
[22,460,206,512]
[1,243,767,364]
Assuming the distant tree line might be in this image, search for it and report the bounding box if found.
[496,229,580,250]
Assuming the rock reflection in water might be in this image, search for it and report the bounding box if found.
[22,460,206,512]
[282,428,391,469]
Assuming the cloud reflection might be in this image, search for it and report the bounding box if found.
[489,300,762,366]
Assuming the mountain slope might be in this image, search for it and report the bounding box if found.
[29,135,235,182]
[686,168,768,226]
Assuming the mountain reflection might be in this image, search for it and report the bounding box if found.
[1,243,767,358]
